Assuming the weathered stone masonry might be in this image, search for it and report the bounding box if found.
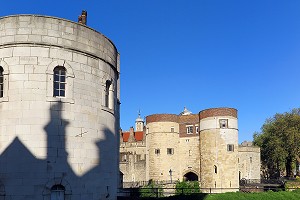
[120,107,261,193]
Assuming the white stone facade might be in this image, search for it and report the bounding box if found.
[0,15,120,200]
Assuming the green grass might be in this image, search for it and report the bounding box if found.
[205,190,300,200]
[118,189,300,200]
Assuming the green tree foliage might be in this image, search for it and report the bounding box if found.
[254,109,300,178]
[175,181,200,195]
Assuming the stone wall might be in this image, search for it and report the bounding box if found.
[238,145,261,180]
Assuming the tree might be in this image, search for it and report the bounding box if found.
[254,109,300,178]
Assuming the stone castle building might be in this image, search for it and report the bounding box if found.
[0,12,120,199]
[120,108,260,192]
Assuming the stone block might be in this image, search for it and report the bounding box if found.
[20,57,38,65]
[13,47,31,57]
[30,47,49,57]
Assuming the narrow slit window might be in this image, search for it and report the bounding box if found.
[214,165,217,174]
[0,67,3,98]
[155,149,160,155]
[53,66,66,97]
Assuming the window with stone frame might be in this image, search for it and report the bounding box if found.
[195,126,199,134]
[53,66,66,97]
[186,125,193,134]
[167,148,174,155]
[227,144,234,152]
[171,126,174,132]
[0,67,3,98]
[219,119,228,129]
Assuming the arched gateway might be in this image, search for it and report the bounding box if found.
[183,172,198,181]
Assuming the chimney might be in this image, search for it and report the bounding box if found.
[78,10,87,25]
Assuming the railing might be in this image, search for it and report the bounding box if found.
[119,179,290,198]
[239,178,285,186]
[122,180,174,188]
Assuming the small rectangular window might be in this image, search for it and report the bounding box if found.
[167,148,174,155]
[219,119,228,129]
[186,126,193,134]
[136,154,141,162]
[227,144,234,152]
[120,153,127,162]
[155,149,160,155]
[171,127,174,132]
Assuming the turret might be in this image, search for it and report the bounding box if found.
[135,111,144,132]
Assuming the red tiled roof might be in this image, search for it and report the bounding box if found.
[122,132,130,142]
[134,131,144,141]
[121,131,144,142]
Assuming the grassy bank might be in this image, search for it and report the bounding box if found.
[205,190,300,200]
[118,189,300,200]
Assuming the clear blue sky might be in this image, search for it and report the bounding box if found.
[2,0,300,143]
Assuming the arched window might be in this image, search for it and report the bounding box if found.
[0,67,3,98]
[214,165,217,174]
[105,80,111,107]
[51,184,65,200]
[104,79,114,110]
[53,66,66,97]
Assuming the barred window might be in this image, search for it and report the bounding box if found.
[0,67,3,98]
[53,66,66,97]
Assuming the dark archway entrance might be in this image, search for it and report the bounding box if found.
[183,172,198,181]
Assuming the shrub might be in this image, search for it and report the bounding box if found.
[139,181,164,197]
[175,181,200,195]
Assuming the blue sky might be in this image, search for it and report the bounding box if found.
[2,0,300,143]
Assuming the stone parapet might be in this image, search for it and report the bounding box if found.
[199,108,237,119]
[0,15,119,71]
[146,114,178,124]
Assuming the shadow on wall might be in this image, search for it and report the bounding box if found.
[0,102,117,199]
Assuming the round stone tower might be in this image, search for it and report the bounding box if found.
[0,14,120,199]
[145,114,180,182]
[199,108,239,193]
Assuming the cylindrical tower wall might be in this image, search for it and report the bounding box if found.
[199,108,239,193]
[0,15,120,200]
[146,114,180,181]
